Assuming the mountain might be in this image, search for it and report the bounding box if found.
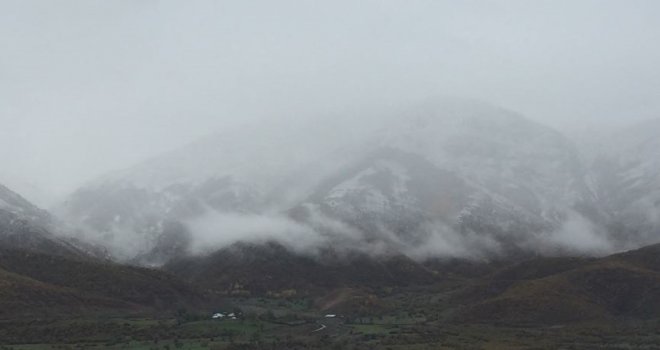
[59,98,603,263]
[590,118,660,248]
[0,183,99,258]
[0,183,205,317]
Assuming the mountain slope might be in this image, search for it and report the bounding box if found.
[59,98,601,262]
[164,241,437,296]
[0,183,98,258]
[0,184,205,316]
[454,243,660,324]
[0,265,129,318]
[590,118,660,247]
[0,247,206,318]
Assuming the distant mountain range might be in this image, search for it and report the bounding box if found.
[54,98,659,263]
[4,174,660,325]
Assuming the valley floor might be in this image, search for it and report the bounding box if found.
[4,291,660,350]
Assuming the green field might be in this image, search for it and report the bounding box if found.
[4,289,660,350]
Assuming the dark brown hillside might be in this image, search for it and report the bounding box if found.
[454,245,660,325]
[456,256,593,303]
[605,243,660,271]
[0,248,206,313]
[565,260,660,318]
[0,266,131,318]
[165,241,437,296]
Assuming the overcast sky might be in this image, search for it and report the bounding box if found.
[2,0,660,205]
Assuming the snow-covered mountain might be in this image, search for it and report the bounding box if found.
[296,101,601,257]
[0,183,51,223]
[0,183,99,257]
[58,99,605,262]
[590,118,660,247]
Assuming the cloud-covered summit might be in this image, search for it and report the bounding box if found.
[58,99,615,263]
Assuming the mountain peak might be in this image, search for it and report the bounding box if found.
[57,100,604,262]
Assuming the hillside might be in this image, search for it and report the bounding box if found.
[0,265,129,318]
[0,183,103,259]
[590,118,660,248]
[454,243,660,324]
[164,241,437,296]
[0,247,207,318]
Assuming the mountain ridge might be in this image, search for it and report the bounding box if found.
[53,100,659,265]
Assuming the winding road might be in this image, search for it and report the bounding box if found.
[312,324,327,333]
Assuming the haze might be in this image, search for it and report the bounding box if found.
[2,0,660,206]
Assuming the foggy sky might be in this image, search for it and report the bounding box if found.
[2,0,660,206]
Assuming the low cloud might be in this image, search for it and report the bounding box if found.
[527,212,614,256]
[184,207,507,262]
[183,207,620,262]
[185,211,324,256]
